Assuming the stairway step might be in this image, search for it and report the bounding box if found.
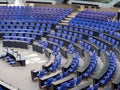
[58,22,68,25]
[61,20,69,23]
[65,18,72,20]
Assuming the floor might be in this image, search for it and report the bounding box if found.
[0,40,68,90]
[0,41,48,90]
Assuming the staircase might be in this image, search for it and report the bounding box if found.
[58,11,78,25]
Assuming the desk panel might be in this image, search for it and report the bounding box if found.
[3,40,28,49]
[52,74,76,90]
[82,39,100,56]
[39,70,62,88]
[93,51,109,84]
[32,44,43,54]
[77,51,90,75]
[93,36,112,50]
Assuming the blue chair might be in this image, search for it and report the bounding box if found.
[93,83,99,90]
[55,74,63,80]
[25,34,30,37]
[57,82,68,90]
[55,39,59,44]
[67,36,71,40]
[49,38,53,42]
[57,33,61,37]
[51,32,55,36]
[0,86,2,90]
[117,85,120,90]
[87,86,93,90]
[63,71,68,78]
[4,33,9,36]
[73,33,77,37]
[62,34,66,38]
[107,37,111,42]
[48,63,57,72]
[67,78,77,88]
[59,41,64,47]
[0,53,7,58]
[31,35,36,40]
[64,26,67,30]
[74,28,78,32]
[68,46,74,54]
[27,38,31,44]
[72,38,76,43]
[44,78,54,87]
[9,61,16,66]
[12,37,17,40]
[76,76,82,85]
[11,33,16,36]
[37,70,46,78]
[63,31,67,34]
[18,33,23,36]
[57,30,62,33]
[68,32,72,36]
[39,31,44,36]
[43,42,48,49]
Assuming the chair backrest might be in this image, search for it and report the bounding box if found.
[63,71,68,78]
[61,82,67,89]
[76,76,82,84]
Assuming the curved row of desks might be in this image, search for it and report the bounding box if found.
[3,40,28,49]
[113,47,120,62]
[0,32,42,40]
[77,51,90,76]
[93,36,112,50]
[46,35,85,57]
[0,79,18,90]
[93,51,109,83]
[81,39,100,56]
[31,52,54,80]
[56,25,100,37]
[3,48,26,66]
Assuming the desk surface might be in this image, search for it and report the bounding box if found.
[78,51,90,73]
[93,36,112,46]
[69,79,92,90]
[93,51,109,80]
[0,79,18,90]
[4,49,25,61]
[40,70,62,81]
[52,74,76,85]
[43,54,54,67]
[104,33,120,42]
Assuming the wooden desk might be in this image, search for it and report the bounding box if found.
[46,41,58,50]
[32,43,43,54]
[113,47,120,62]
[52,74,76,90]
[60,47,68,59]
[3,40,28,49]
[42,55,54,71]
[62,59,72,72]
[39,70,62,88]
[0,79,18,90]
[3,36,33,44]
[4,48,26,66]
[82,39,100,56]
[77,51,90,76]
[31,68,41,81]
[0,31,41,40]
[69,79,92,90]
[73,43,84,57]
[44,48,51,59]
[93,36,112,50]
[46,35,71,47]
[93,51,109,84]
